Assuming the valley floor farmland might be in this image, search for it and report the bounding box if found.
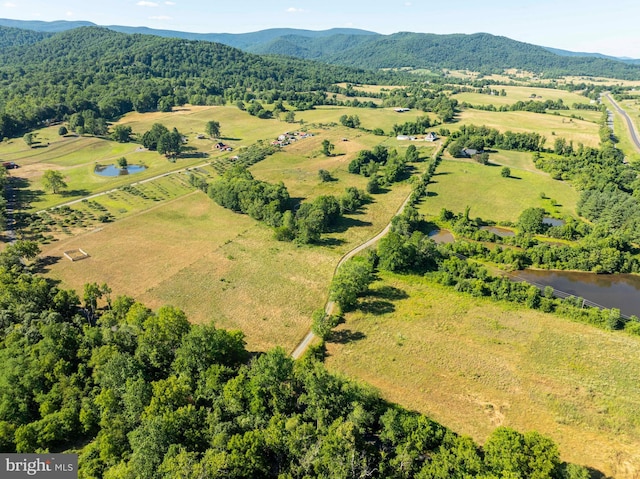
[325,273,640,478]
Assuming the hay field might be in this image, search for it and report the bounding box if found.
[419,155,578,222]
[40,192,338,351]
[455,109,601,148]
[325,273,640,478]
[453,85,592,107]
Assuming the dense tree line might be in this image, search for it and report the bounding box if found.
[207,166,290,226]
[448,124,546,156]
[461,98,570,114]
[203,165,370,243]
[392,115,434,136]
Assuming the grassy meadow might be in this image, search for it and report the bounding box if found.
[40,192,339,351]
[454,109,601,148]
[419,155,579,223]
[453,85,592,108]
[325,273,640,478]
[33,107,429,350]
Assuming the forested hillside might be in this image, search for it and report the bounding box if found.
[249,31,640,79]
[0,26,400,139]
[0,25,51,49]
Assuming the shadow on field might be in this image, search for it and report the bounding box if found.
[369,285,409,301]
[61,189,91,198]
[360,300,395,315]
[328,329,366,344]
[331,216,372,233]
[34,255,62,273]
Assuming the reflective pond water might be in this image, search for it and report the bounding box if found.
[515,269,640,317]
[480,226,515,237]
[95,164,147,176]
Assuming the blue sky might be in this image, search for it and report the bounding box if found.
[2,0,639,58]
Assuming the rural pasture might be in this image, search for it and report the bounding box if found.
[455,109,601,147]
[5,84,638,475]
[419,154,579,223]
[325,273,640,479]
[31,105,429,350]
[452,85,593,108]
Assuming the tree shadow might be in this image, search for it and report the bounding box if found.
[331,216,373,233]
[359,300,395,315]
[426,191,438,197]
[33,255,61,274]
[369,285,409,301]
[180,151,209,159]
[316,237,346,247]
[328,329,366,344]
[61,189,91,198]
[220,136,242,141]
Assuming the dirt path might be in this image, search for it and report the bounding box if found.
[604,92,640,153]
[291,143,441,359]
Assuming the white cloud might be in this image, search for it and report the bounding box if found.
[286,7,304,13]
[150,15,172,20]
[66,11,74,17]
[2,2,17,7]
[165,1,176,4]
[137,1,159,7]
[404,2,412,6]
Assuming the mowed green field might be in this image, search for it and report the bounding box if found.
[452,85,594,107]
[455,109,601,147]
[325,273,640,478]
[420,155,578,223]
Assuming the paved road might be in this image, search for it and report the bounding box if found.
[291,143,441,359]
[604,92,640,152]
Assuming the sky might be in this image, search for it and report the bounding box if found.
[1,0,639,58]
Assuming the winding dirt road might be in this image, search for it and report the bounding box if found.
[604,92,640,153]
[291,143,442,359]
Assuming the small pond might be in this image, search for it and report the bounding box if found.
[480,226,515,237]
[542,217,565,227]
[514,269,640,318]
[95,164,147,177]
[428,229,454,244]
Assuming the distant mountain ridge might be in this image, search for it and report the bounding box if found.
[1,18,640,78]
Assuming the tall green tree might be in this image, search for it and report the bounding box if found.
[42,170,67,194]
[205,120,221,138]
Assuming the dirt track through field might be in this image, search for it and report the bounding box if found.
[291,143,442,359]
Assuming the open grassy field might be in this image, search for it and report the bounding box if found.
[325,273,640,478]
[40,192,339,351]
[36,115,424,350]
[296,105,435,137]
[455,109,601,148]
[1,128,209,211]
[453,85,593,108]
[419,155,579,223]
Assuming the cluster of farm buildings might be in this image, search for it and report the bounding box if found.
[271,131,314,147]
